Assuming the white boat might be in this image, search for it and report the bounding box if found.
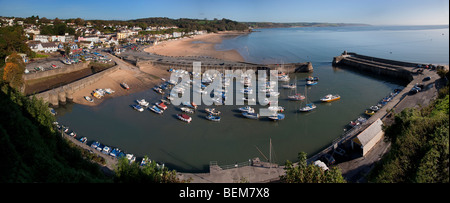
[102,146,111,154]
[320,94,340,102]
[132,104,144,112]
[121,82,129,90]
[268,113,285,121]
[149,105,164,114]
[268,106,285,112]
[84,96,94,102]
[299,103,317,112]
[299,87,316,112]
[242,112,259,119]
[205,108,221,116]
[370,105,380,111]
[288,94,306,101]
[206,115,221,122]
[306,81,318,86]
[266,91,280,97]
[126,154,136,163]
[136,99,149,107]
[239,106,255,113]
[282,83,296,89]
[105,88,115,94]
[180,107,194,114]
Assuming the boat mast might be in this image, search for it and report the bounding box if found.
[269,138,272,173]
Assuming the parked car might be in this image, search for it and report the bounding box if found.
[423,76,431,81]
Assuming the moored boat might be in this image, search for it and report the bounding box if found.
[320,94,340,102]
[121,82,129,90]
[206,114,221,122]
[238,106,255,113]
[149,105,164,114]
[288,94,306,101]
[306,76,319,81]
[84,96,94,102]
[242,112,259,119]
[132,104,144,112]
[205,108,221,116]
[136,99,149,107]
[282,83,296,89]
[269,113,285,121]
[299,103,317,112]
[306,81,318,86]
[177,114,192,123]
[365,110,375,116]
[180,107,194,114]
[156,102,167,110]
[268,106,285,112]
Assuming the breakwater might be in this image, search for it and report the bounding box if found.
[332,51,424,81]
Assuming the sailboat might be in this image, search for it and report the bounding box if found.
[299,86,316,112]
[287,75,305,101]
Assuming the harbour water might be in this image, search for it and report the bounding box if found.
[56,25,448,172]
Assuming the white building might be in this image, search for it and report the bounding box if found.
[352,119,384,156]
[34,35,50,43]
[172,32,182,38]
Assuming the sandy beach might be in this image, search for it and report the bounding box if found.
[71,55,170,106]
[144,31,248,62]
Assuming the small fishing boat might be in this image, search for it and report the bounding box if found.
[161,99,171,105]
[282,83,296,89]
[242,112,259,119]
[370,105,380,111]
[49,108,57,116]
[306,76,319,81]
[140,157,150,166]
[206,114,221,122]
[288,94,306,101]
[182,101,195,109]
[126,154,136,163]
[91,141,101,149]
[153,86,164,94]
[269,113,285,121]
[365,110,375,116]
[156,102,167,110]
[205,108,221,116]
[136,99,149,107]
[121,82,129,90]
[320,94,340,102]
[149,105,164,114]
[84,96,94,102]
[266,91,280,97]
[239,106,255,113]
[191,102,198,109]
[79,137,87,144]
[180,107,194,114]
[177,114,192,123]
[110,148,121,157]
[306,81,318,86]
[102,146,111,154]
[268,106,285,112]
[132,104,144,112]
[299,103,317,112]
[105,88,115,94]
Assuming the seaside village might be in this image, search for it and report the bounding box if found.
[1,17,207,73]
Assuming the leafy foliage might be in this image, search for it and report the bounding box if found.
[280,152,346,183]
[368,91,449,183]
[0,83,109,182]
[114,157,188,183]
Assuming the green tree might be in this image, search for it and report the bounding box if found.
[280,152,346,183]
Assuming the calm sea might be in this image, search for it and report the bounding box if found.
[56,25,449,172]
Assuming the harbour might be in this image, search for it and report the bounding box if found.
[52,25,448,181]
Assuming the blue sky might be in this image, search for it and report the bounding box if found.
[0,0,448,25]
